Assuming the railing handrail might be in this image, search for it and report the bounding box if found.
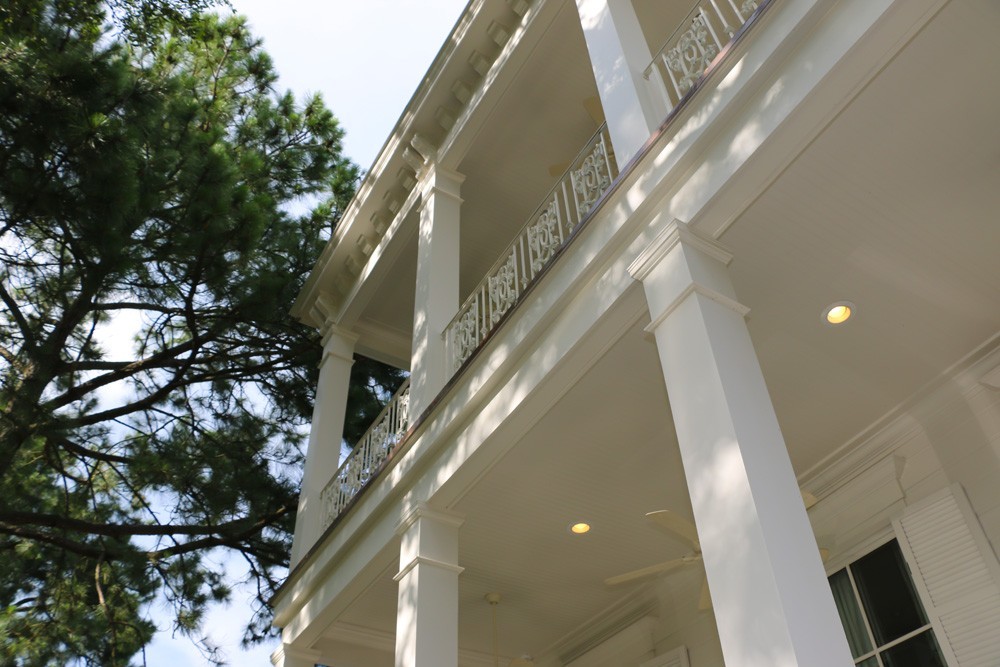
[448,123,614,329]
[320,377,411,528]
[334,376,410,477]
[446,124,616,343]
[642,0,760,115]
[644,2,708,79]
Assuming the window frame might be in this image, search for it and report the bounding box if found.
[828,537,945,667]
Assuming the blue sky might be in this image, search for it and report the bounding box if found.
[143,1,468,664]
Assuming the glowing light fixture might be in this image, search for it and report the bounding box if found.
[824,301,855,325]
[569,522,591,534]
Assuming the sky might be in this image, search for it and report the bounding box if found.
[143,1,469,664]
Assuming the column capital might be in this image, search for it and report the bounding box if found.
[419,164,465,206]
[320,323,359,366]
[396,502,466,535]
[627,219,732,282]
[629,220,749,328]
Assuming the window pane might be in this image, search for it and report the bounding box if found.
[852,541,928,645]
[857,657,879,667]
[829,568,873,658]
[880,629,947,667]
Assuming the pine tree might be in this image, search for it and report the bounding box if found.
[0,2,403,663]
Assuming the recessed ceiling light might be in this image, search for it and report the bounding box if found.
[569,522,591,534]
[823,301,855,325]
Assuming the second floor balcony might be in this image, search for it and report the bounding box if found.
[301,0,773,539]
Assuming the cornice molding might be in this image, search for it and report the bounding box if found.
[801,333,1000,499]
[419,164,466,207]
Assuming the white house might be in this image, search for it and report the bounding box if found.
[270,0,1000,665]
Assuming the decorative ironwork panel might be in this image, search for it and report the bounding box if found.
[488,251,520,327]
[443,124,618,375]
[450,299,481,370]
[320,379,411,528]
[571,137,613,219]
[664,10,720,99]
[526,197,563,275]
[644,0,764,116]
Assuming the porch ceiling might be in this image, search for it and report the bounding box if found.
[723,0,1000,474]
[313,0,1000,662]
[347,0,601,352]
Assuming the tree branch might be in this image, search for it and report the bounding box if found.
[0,505,291,539]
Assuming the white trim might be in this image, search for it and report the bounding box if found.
[393,555,466,582]
[395,503,466,535]
[627,219,733,282]
[643,282,750,334]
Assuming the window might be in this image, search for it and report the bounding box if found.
[828,539,947,667]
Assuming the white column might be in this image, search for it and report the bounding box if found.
[575,0,661,165]
[290,324,358,566]
[627,220,853,667]
[394,504,464,667]
[410,166,464,418]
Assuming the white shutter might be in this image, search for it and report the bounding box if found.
[893,484,1000,667]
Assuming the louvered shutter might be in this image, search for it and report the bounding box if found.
[893,484,1000,667]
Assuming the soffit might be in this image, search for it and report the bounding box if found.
[723,0,1000,473]
[331,318,692,661]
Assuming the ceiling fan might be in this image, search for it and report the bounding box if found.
[604,492,824,610]
[485,593,534,667]
[604,510,713,611]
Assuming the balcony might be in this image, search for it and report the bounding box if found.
[317,0,770,532]
[644,0,762,116]
[445,124,618,372]
[320,378,410,529]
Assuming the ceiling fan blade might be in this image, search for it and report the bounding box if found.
[604,558,687,586]
[646,510,700,550]
[697,576,712,611]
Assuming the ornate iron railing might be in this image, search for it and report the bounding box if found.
[320,378,411,528]
[444,124,618,372]
[644,0,760,115]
